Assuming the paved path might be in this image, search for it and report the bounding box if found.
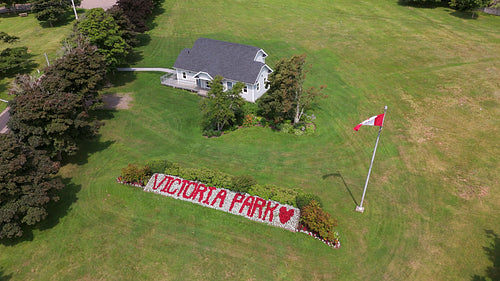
[117,67,175,74]
[79,0,116,10]
[0,107,10,135]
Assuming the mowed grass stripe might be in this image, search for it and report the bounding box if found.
[0,0,499,280]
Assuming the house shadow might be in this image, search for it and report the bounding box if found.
[471,230,500,281]
[397,0,447,9]
[145,0,167,31]
[322,171,358,206]
[0,177,80,247]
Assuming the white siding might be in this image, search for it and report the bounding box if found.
[175,68,197,86]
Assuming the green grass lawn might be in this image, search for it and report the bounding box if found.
[1,1,499,280]
[0,12,76,112]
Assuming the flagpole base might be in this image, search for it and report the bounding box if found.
[355,206,365,213]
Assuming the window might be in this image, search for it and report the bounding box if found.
[227,81,233,90]
[257,82,260,91]
[264,78,269,89]
[182,72,186,79]
[243,86,248,93]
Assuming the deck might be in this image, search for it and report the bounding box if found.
[160,74,208,97]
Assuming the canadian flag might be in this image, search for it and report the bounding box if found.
[353,113,385,131]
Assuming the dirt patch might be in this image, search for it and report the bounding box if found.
[101,93,133,110]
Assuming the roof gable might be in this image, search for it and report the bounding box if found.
[173,38,269,84]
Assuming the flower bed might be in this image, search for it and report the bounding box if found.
[144,173,300,232]
[116,173,340,248]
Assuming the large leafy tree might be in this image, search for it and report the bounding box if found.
[76,8,131,68]
[116,0,154,32]
[258,54,325,124]
[42,37,108,112]
[8,75,98,160]
[200,75,245,132]
[0,133,63,239]
[32,0,81,27]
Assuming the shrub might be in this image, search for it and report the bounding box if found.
[195,167,233,189]
[203,129,222,137]
[146,159,173,173]
[296,193,323,210]
[300,200,338,241]
[304,124,315,136]
[248,184,276,200]
[271,188,298,207]
[232,175,257,193]
[164,164,233,189]
[121,163,151,185]
[281,123,293,134]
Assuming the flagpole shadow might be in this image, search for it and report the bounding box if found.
[323,171,358,206]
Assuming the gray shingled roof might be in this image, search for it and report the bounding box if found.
[173,38,268,84]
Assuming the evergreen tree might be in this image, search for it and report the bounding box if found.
[76,8,131,67]
[258,54,325,124]
[32,0,81,26]
[200,75,245,132]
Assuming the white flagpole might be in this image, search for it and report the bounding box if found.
[356,105,387,213]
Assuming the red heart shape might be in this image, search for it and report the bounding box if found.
[279,206,295,224]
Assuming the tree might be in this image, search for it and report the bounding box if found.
[106,6,139,47]
[76,8,131,67]
[0,133,63,239]
[200,75,245,133]
[116,0,154,32]
[32,0,81,27]
[8,75,98,160]
[42,36,108,112]
[258,54,325,124]
[449,0,491,14]
[0,47,34,78]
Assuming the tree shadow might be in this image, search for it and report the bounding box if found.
[65,137,115,166]
[322,171,358,206]
[0,51,38,79]
[105,71,137,88]
[449,10,479,20]
[0,268,12,281]
[471,230,500,281]
[145,2,166,31]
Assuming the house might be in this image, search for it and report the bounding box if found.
[172,38,273,102]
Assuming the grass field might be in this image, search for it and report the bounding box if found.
[1,1,499,280]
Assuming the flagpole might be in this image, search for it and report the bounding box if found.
[356,105,387,213]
